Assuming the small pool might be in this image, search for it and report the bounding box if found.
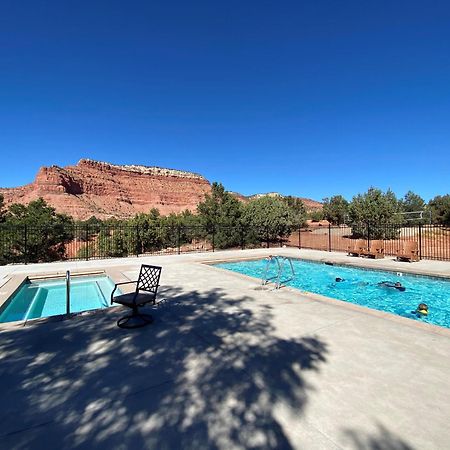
[0,275,120,323]
[215,258,450,329]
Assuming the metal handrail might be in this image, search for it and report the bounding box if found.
[66,270,70,316]
[262,256,280,286]
[275,256,295,289]
[262,255,295,289]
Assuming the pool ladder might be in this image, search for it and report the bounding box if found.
[261,256,295,289]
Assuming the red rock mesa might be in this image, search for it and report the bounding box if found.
[0,159,212,220]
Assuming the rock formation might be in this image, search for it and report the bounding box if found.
[0,159,212,220]
[0,159,322,220]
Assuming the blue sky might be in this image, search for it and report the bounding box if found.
[1,1,449,202]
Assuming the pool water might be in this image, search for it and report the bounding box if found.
[215,259,450,329]
[0,275,120,323]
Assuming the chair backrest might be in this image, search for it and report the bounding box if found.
[403,241,418,253]
[136,265,162,294]
[357,239,367,250]
[370,240,384,251]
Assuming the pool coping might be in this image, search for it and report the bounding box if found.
[203,254,450,280]
[202,256,450,338]
[27,270,106,281]
[1,249,449,336]
[0,267,137,331]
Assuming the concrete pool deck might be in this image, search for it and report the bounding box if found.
[0,248,449,449]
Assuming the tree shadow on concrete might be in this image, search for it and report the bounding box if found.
[0,285,328,449]
[342,423,415,450]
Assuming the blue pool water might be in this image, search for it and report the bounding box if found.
[0,275,120,323]
[215,259,450,329]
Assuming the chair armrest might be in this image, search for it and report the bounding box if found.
[114,280,138,286]
[111,281,138,304]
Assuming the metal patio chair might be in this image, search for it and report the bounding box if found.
[111,264,162,329]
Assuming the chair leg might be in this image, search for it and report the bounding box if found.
[117,305,153,329]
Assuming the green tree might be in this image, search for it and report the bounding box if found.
[176,210,203,247]
[282,196,307,227]
[96,227,132,257]
[84,216,103,233]
[159,213,181,250]
[307,210,325,222]
[130,209,164,253]
[348,188,402,239]
[399,191,427,225]
[179,209,201,227]
[159,210,203,249]
[4,198,74,262]
[197,183,243,248]
[322,195,349,225]
[74,216,104,246]
[241,196,294,245]
[428,195,450,226]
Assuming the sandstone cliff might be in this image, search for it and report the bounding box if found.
[0,159,212,220]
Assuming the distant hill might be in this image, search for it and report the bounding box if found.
[0,159,322,219]
[229,191,322,212]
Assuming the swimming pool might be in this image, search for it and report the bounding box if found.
[215,258,450,329]
[0,275,120,323]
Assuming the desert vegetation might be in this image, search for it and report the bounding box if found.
[0,184,307,263]
[0,186,449,264]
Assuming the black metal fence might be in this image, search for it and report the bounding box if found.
[1,222,449,265]
[285,222,450,261]
[0,224,288,265]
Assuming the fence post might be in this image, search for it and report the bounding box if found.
[418,223,422,260]
[136,224,139,257]
[177,225,181,255]
[367,222,370,250]
[85,224,89,261]
[266,227,270,249]
[212,225,215,252]
[298,226,301,249]
[240,225,245,250]
[328,223,332,252]
[24,224,28,264]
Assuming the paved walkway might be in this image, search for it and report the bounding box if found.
[0,249,449,449]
